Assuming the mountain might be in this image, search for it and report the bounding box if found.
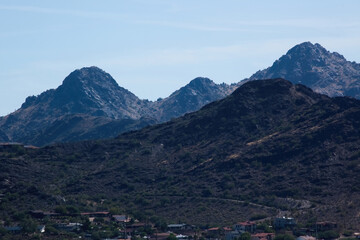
[18,114,156,147]
[1,79,359,227]
[21,66,150,119]
[0,67,233,146]
[248,42,360,98]
[2,42,360,146]
[0,67,155,144]
[152,77,236,121]
[0,128,9,142]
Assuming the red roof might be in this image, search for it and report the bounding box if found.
[252,233,275,237]
[154,233,171,237]
[208,227,219,231]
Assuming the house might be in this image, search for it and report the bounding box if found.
[168,223,187,231]
[126,222,154,235]
[176,234,188,239]
[127,222,149,229]
[80,211,110,218]
[226,221,258,240]
[55,223,83,232]
[113,214,131,223]
[208,227,219,231]
[226,230,242,240]
[274,217,296,229]
[206,227,222,238]
[296,236,316,240]
[152,232,171,240]
[4,225,46,234]
[251,233,275,240]
[315,221,337,231]
[234,221,257,233]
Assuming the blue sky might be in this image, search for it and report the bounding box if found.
[1,0,360,116]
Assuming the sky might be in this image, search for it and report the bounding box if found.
[1,0,360,116]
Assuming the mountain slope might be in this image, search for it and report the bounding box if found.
[20,114,156,147]
[248,42,360,98]
[1,79,359,227]
[0,129,9,142]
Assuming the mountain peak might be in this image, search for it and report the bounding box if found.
[187,77,214,88]
[283,42,342,64]
[249,42,360,98]
[287,41,326,54]
[61,66,119,90]
[154,77,234,122]
[233,78,320,104]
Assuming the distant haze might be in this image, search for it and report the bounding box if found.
[1,0,360,116]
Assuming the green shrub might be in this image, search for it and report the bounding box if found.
[317,230,340,240]
[274,234,295,240]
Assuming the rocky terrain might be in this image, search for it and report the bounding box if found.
[0,67,235,146]
[1,42,360,147]
[1,79,359,228]
[153,77,236,122]
[247,42,360,98]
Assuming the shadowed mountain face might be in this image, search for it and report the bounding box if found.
[248,42,360,98]
[0,67,234,145]
[1,79,359,226]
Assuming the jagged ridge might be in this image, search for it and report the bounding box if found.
[0,67,234,145]
[248,42,360,98]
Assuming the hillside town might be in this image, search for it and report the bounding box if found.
[1,209,359,240]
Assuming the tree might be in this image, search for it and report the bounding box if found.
[20,218,37,234]
[317,230,340,240]
[54,205,67,215]
[81,218,92,231]
[45,225,59,235]
[167,233,177,240]
[0,226,7,236]
[274,234,295,240]
[240,232,251,240]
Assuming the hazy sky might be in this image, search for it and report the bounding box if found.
[1,0,360,116]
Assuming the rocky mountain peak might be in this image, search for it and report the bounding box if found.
[52,66,144,119]
[287,42,327,56]
[248,42,360,98]
[283,42,346,66]
[152,77,235,122]
[187,77,215,89]
[60,66,120,94]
